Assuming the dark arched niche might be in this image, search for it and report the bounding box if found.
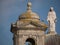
[25,38,35,45]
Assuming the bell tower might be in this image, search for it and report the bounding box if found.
[11,1,47,45]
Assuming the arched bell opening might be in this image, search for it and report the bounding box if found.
[25,38,35,45]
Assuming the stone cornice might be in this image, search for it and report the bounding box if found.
[13,34,44,38]
[11,26,47,33]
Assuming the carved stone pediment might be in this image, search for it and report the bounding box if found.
[11,20,47,28]
[11,20,47,33]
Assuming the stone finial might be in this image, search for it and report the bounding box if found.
[27,1,32,12]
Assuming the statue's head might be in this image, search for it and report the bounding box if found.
[50,7,54,11]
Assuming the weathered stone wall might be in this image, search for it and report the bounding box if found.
[13,30,45,45]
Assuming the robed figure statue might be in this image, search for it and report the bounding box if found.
[47,7,57,34]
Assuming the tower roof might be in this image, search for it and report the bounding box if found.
[11,1,47,33]
[19,1,40,20]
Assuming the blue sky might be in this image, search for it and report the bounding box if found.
[0,0,60,45]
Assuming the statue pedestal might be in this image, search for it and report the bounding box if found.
[47,31,57,35]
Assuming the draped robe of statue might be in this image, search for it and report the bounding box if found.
[47,7,57,33]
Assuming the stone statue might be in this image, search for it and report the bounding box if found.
[47,7,57,34]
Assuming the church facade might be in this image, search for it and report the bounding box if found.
[11,1,60,45]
